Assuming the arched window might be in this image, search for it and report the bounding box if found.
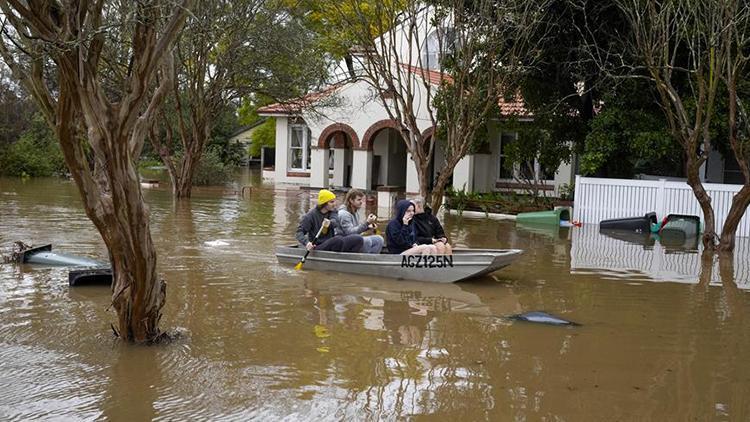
[423,31,440,70]
[422,27,455,71]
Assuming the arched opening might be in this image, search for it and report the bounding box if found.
[370,126,407,189]
[318,124,358,188]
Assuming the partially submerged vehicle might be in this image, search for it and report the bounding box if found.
[14,244,112,286]
[20,244,103,267]
[275,246,523,283]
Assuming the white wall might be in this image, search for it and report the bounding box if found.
[302,80,435,145]
[273,117,312,185]
[472,153,494,193]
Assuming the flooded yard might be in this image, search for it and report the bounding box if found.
[1,170,749,420]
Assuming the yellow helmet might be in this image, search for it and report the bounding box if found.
[318,189,336,206]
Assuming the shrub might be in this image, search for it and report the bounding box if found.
[0,114,67,177]
[192,147,233,186]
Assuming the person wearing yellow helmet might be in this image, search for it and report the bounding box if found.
[295,189,364,253]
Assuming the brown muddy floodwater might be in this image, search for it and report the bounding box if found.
[1,170,750,421]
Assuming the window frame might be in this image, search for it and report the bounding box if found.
[288,124,312,172]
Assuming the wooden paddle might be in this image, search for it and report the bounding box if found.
[294,218,330,270]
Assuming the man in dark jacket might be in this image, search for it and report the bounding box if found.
[296,189,363,252]
[411,196,452,255]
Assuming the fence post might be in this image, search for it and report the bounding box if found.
[573,174,583,221]
[655,178,667,219]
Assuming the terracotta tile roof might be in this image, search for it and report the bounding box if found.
[256,83,344,115]
[399,63,454,85]
[259,65,533,119]
[499,93,531,119]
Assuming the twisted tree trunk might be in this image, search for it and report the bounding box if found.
[0,0,192,343]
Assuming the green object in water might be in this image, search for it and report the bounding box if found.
[660,214,701,242]
[516,207,571,226]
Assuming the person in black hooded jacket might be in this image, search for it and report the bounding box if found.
[411,196,452,255]
[386,199,438,255]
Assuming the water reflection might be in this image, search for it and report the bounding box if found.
[571,225,750,287]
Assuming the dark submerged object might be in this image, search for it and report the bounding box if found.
[509,311,579,326]
[599,212,657,233]
[599,229,656,247]
[68,268,113,286]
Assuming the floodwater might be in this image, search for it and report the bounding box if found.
[1,170,750,421]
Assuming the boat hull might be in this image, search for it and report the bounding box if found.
[275,246,523,283]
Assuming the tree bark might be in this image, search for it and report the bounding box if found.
[0,0,192,343]
[430,167,455,212]
[685,156,717,249]
[718,185,750,252]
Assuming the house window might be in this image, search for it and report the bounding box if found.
[423,31,440,70]
[289,125,312,171]
[497,131,554,182]
[422,28,455,71]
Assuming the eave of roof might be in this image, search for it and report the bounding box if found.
[256,82,348,116]
[228,118,268,138]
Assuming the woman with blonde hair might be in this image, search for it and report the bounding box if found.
[335,188,384,253]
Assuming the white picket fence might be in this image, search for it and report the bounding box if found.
[573,175,750,238]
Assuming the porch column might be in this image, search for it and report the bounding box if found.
[274,118,288,182]
[352,149,372,191]
[331,148,346,187]
[309,147,329,188]
[406,153,420,194]
[452,154,475,192]
[553,160,573,197]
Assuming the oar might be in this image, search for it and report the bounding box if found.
[294,218,330,270]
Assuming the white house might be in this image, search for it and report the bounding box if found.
[228,118,268,166]
[257,7,575,197]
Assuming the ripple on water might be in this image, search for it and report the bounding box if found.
[4,173,750,421]
[0,342,106,421]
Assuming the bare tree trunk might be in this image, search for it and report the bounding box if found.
[430,168,454,212]
[718,61,750,252]
[417,163,430,205]
[685,158,717,249]
[174,124,210,198]
[60,109,166,343]
[719,185,750,252]
[0,0,192,343]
